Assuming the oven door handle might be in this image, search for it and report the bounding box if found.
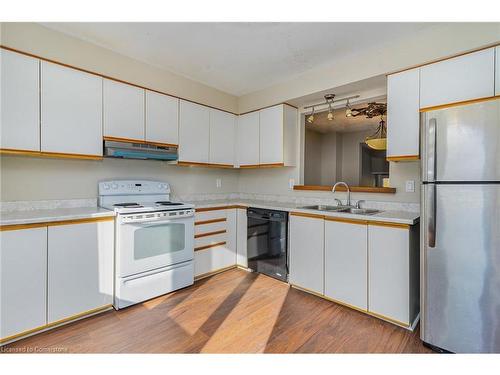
[122,218,191,227]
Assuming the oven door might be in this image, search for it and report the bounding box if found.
[117,216,194,277]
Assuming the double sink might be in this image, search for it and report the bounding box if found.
[300,205,381,216]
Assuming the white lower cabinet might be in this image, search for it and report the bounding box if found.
[236,208,248,267]
[368,224,419,326]
[324,219,368,310]
[47,220,114,323]
[193,208,237,277]
[289,213,324,294]
[0,227,47,340]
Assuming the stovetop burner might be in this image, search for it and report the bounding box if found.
[114,203,143,208]
[155,201,184,206]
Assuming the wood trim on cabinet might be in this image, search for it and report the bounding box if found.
[386,155,420,162]
[419,95,500,113]
[0,148,103,160]
[239,164,261,169]
[0,304,113,344]
[227,205,248,210]
[0,216,114,231]
[293,185,397,193]
[239,163,285,169]
[0,45,239,116]
[195,218,227,226]
[290,212,325,220]
[324,216,368,225]
[194,229,227,239]
[387,42,500,76]
[238,102,298,116]
[195,206,228,213]
[103,136,178,148]
[368,221,411,229]
[194,265,237,281]
[194,241,227,252]
[177,161,234,169]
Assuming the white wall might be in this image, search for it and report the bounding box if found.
[0,156,239,201]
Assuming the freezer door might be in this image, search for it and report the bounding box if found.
[421,99,500,182]
[421,184,500,352]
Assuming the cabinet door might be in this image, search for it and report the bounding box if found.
[145,90,179,145]
[103,79,145,140]
[368,225,409,325]
[41,62,102,156]
[325,219,367,310]
[236,208,248,267]
[178,100,210,163]
[496,46,500,96]
[289,214,324,294]
[387,68,420,158]
[259,105,284,164]
[0,228,47,339]
[236,112,260,166]
[420,48,495,108]
[0,49,40,151]
[209,109,235,166]
[48,220,114,323]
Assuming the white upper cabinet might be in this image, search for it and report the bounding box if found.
[496,46,500,96]
[41,61,103,156]
[209,109,235,166]
[0,227,47,340]
[420,48,495,108]
[179,100,210,163]
[324,219,368,311]
[387,68,420,159]
[237,111,260,166]
[289,214,324,294]
[47,221,114,323]
[145,90,179,145]
[259,105,283,164]
[0,49,40,151]
[103,79,145,140]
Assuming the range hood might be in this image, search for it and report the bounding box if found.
[104,140,178,161]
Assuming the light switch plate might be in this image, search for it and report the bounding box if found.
[405,180,415,193]
[216,178,222,188]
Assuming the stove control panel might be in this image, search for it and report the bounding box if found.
[119,209,195,224]
[99,180,170,196]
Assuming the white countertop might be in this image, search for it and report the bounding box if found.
[189,199,420,225]
[0,207,115,226]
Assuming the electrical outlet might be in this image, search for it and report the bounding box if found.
[405,180,415,193]
[216,178,222,188]
[289,178,295,190]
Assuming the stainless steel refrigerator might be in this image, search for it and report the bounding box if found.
[421,98,500,353]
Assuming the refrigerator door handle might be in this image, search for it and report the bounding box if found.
[428,184,436,248]
[427,118,437,182]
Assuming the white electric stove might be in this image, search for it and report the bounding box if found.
[98,180,195,309]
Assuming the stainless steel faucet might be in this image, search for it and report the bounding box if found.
[332,181,351,206]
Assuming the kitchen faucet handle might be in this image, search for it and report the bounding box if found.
[334,198,343,206]
[355,200,365,209]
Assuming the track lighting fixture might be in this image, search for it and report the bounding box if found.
[307,106,315,124]
[327,101,334,121]
[345,99,352,117]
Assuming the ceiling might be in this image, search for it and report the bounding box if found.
[40,22,438,96]
[305,103,385,134]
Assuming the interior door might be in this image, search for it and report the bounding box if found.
[422,99,500,182]
[422,183,500,353]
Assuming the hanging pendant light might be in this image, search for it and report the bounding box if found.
[307,106,315,124]
[327,101,334,121]
[365,115,387,150]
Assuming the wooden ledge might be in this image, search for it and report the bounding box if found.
[293,185,396,194]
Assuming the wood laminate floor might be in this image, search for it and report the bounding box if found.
[3,268,432,353]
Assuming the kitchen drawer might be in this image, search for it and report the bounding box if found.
[195,209,227,223]
[195,232,227,250]
[194,219,227,235]
[194,244,236,276]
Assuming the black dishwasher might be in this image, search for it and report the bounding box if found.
[247,208,288,282]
